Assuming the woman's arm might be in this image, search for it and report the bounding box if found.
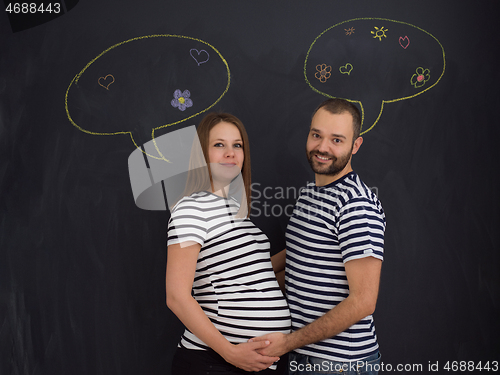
[166,242,279,371]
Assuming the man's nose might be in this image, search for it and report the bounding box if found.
[316,138,330,153]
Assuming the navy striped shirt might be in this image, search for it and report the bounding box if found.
[285,172,385,362]
[168,191,291,357]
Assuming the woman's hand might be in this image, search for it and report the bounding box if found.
[222,341,280,372]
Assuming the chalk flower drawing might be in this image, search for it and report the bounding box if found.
[315,64,332,83]
[171,89,193,111]
[410,67,431,88]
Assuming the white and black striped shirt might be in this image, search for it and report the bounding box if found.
[168,191,291,352]
[285,172,385,362]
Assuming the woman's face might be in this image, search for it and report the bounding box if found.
[208,122,244,183]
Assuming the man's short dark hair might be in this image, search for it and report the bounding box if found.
[313,98,361,141]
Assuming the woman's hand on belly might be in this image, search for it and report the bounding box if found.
[221,340,280,372]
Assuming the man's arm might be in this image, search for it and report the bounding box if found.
[251,256,382,357]
[271,248,286,273]
[271,249,286,293]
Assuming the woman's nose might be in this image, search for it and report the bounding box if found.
[224,147,235,157]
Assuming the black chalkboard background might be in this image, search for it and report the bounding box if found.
[1,1,499,374]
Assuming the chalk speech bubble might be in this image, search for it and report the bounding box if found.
[305,18,446,134]
[65,35,230,160]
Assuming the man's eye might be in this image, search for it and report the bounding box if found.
[312,133,320,138]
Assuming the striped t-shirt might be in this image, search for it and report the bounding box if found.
[285,172,385,362]
[167,191,291,352]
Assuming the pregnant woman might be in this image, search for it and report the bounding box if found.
[166,112,290,375]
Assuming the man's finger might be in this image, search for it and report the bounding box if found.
[249,340,270,349]
[256,351,280,363]
[248,335,269,343]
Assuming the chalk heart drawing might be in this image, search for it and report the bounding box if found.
[98,74,115,90]
[190,48,210,66]
[399,36,410,49]
[304,18,446,135]
[339,63,353,75]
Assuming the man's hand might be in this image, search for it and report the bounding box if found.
[248,333,289,357]
[222,341,280,372]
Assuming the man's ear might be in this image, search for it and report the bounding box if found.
[352,136,363,155]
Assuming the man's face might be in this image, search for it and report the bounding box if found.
[306,109,359,179]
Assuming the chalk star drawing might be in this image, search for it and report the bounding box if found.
[345,27,355,35]
[371,26,388,41]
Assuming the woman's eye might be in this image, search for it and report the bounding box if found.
[234,143,243,148]
[214,143,224,147]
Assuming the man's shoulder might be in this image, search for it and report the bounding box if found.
[333,172,379,202]
[314,173,384,219]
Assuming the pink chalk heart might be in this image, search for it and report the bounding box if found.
[399,36,410,49]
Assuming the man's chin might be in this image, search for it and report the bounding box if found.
[311,161,333,174]
[312,162,348,177]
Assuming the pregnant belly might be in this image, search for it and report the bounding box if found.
[213,294,291,341]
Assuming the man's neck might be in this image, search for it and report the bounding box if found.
[315,166,353,187]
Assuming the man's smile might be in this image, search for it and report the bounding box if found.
[312,152,333,162]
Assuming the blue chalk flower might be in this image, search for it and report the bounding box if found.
[171,89,193,111]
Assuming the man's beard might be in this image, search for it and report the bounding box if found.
[306,148,352,176]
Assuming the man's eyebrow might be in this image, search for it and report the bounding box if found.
[332,134,347,139]
[310,128,346,139]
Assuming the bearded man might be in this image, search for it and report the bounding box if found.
[252,98,386,375]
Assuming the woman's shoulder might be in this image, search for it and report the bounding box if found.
[171,191,224,213]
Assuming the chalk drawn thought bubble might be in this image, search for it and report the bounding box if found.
[65,35,230,159]
[304,18,446,134]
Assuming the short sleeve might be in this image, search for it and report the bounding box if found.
[338,197,386,263]
[167,198,208,247]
